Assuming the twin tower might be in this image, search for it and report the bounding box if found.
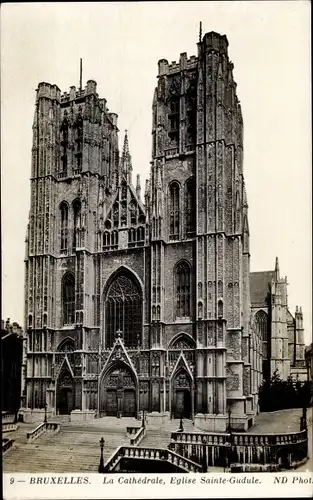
[21,31,262,431]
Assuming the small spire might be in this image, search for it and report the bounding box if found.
[296,305,299,314]
[299,306,302,314]
[79,58,82,91]
[121,130,132,184]
[275,256,280,280]
[145,179,150,196]
[199,21,202,42]
[136,174,141,199]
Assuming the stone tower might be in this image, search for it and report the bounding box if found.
[21,80,119,416]
[149,31,261,430]
[270,257,290,379]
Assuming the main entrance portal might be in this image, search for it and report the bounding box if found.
[99,363,137,417]
[56,370,74,415]
[172,371,192,419]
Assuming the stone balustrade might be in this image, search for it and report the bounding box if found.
[2,438,14,453]
[126,426,141,436]
[2,422,18,433]
[169,429,308,470]
[2,413,15,423]
[103,446,202,473]
[27,422,60,443]
[130,426,146,446]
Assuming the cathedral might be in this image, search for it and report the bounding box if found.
[21,30,303,432]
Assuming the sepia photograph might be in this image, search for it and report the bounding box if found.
[1,1,312,498]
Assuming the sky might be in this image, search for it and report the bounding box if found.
[1,1,311,344]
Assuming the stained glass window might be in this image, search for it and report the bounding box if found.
[169,182,180,240]
[60,203,68,253]
[62,274,75,325]
[175,261,191,318]
[186,178,196,235]
[105,273,142,348]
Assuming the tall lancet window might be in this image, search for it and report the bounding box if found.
[62,273,75,326]
[255,310,269,342]
[75,114,83,172]
[60,203,68,253]
[169,182,180,240]
[186,178,196,236]
[73,200,81,250]
[60,117,68,177]
[175,261,191,319]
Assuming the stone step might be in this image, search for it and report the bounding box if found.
[3,423,130,473]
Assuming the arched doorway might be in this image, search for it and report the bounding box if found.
[172,370,192,419]
[99,363,137,417]
[56,370,75,415]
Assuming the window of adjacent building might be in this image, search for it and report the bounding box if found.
[105,272,142,349]
[73,200,81,250]
[186,178,196,236]
[62,273,75,326]
[255,310,269,342]
[169,182,180,240]
[175,261,191,319]
[60,202,68,253]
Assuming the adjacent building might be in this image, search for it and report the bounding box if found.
[1,319,23,414]
[250,258,306,382]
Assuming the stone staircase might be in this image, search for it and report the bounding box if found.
[3,418,137,473]
[141,419,200,448]
[3,416,201,473]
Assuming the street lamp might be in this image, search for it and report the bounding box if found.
[224,441,231,472]
[98,437,105,473]
[142,409,145,428]
[44,401,47,423]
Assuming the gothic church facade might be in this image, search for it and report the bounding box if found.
[21,31,263,431]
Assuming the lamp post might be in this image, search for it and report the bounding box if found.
[142,409,145,428]
[224,441,231,472]
[98,437,105,473]
[44,401,47,423]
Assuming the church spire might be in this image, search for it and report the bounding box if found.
[275,256,280,281]
[136,174,141,200]
[121,130,132,184]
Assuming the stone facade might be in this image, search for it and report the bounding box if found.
[250,257,306,382]
[21,31,262,431]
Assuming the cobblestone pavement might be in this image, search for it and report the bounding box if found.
[248,408,313,472]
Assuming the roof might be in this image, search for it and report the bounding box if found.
[250,271,275,307]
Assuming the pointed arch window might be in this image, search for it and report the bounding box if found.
[186,178,196,236]
[169,182,180,240]
[105,272,142,349]
[60,203,68,253]
[169,98,179,141]
[73,200,81,250]
[175,261,191,318]
[60,118,68,178]
[62,274,75,326]
[255,310,269,342]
